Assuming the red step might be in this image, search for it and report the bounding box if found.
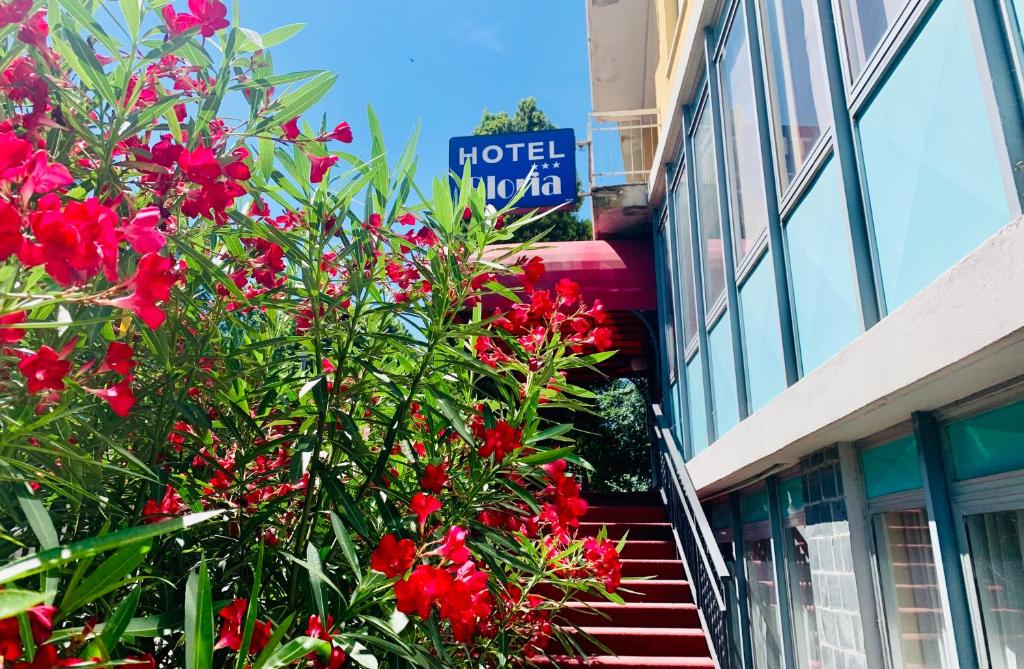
[571,626,710,657]
[531,656,715,668]
[617,540,677,560]
[620,559,685,579]
[578,522,674,541]
[563,602,700,628]
[585,506,668,523]
[542,579,694,603]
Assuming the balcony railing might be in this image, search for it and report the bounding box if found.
[588,109,660,189]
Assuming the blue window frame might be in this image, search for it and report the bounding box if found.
[738,251,787,413]
[708,317,741,437]
[838,0,910,80]
[672,166,700,345]
[693,104,728,311]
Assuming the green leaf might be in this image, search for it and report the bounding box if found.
[518,446,576,465]
[235,544,264,669]
[258,637,328,669]
[345,641,379,669]
[525,423,574,444]
[60,28,119,106]
[305,542,327,621]
[250,612,296,669]
[59,541,150,615]
[0,589,45,620]
[0,511,223,585]
[328,511,361,581]
[56,0,121,54]
[260,23,304,49]
[185,561,214,669]
[118,0,142,41]
[97,587,142,655]
[265,71,337,130]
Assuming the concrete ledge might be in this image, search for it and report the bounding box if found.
[689,217,1024,495]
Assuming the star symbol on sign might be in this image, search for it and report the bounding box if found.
[552,161,560,169]
[541,162,550,170]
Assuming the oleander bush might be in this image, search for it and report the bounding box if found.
[0,2,622,668]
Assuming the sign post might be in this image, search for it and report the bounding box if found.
[449,128,577,212]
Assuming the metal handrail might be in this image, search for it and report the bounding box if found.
[651,404,734,668]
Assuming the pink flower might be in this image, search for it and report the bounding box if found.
[409,492,441,527]
[437,526,470,564]
[99,342,136,377]
[0,199,22,260]
[120,207,166,254]
[17,345,71,394]
[307,153,338,183]
[162,4,201,35]
[326,121,352,143]
[108,253,185,329]
[187,0,229,37]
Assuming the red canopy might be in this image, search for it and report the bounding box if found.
[481,240,657,313]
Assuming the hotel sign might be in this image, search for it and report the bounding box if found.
[449,128,577,211]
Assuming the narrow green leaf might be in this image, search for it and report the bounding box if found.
[265,72,337,130]
[260,23,304,49]
[118,0,142,41]
[525,423,574,445]
[59,541,149,615]
[97,587,141,655]
[0,589,45,620]
[185,561,214,669]
[258,637,328,669]
[518,446,576,465]
[305,543,327,621]
[328,511,361,581]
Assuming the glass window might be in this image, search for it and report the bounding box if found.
[858,0,1010,312]
[708,318,740,438]
[659,221,679,384]
[964,509,1024,669]
[693,106,727,310]
[760,0,832,189]
[741,488,770,524]
[860,437,923,498]
[947,401,1024,481]
[719,3,769,264]
[745,536,784,669]
[786,527,821,669]
[874,509,951,668]
[739,252,786,413]
[685,356,709,457]
[784,158,862,373]
[672,168,699,344]
[839,0,909,79]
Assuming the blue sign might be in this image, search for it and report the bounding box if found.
[449,128,577,211]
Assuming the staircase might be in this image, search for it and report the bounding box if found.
[537,492,716,668]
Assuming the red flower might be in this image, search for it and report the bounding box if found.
[99,342,136,376]
[307,153,338,183]
[370,534,416,578]
[18,150,72,201]
[17,345,70,394]
[215,599,271,654]
[478,420,522,462]
[281,116,300,140]
[0,604,57,663]
[587,298,608,324]
[142,484,185,523]
[86,378,135,416]
[0,0,32,28]
[555,277,581,306]
[394,565,452,618]
[438,561,492,642]
[0,199,23,260]
[584,537,622,593]
[17,196,120,287]
[327,122,352,143]
[109,253,185,329]
[161,4,201,35]
[409,492,441,527]
[178,146,222,183]
[521,256,545,290]
[304,616,346,669]
[592,326,613,351]
[120,207,166,254]
[420,462,449,493]
[16,10,48,50]
[187,0,229,37]
[0,310,26,344]
[437,526,470,565]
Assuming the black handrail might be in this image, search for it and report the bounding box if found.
[651,404,734,668]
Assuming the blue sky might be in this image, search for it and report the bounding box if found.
[237,1,593,207]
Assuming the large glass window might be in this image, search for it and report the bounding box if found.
[860,437,922,499]
[839,0,908,79]
[946,400,1024,482]
[745,535,784,669]
[719,3,768,264]
[874,509,950,668]
[672,168,699,344]
[858,0,1010,312]
[784,158,862,374]
[965,509,1024,669]
[786,527,820,669]
[760,0,831,189]
[685,356,709,457]
[739,252,786,413]
[708,318,740,438]
[659,221,679,384]
[693,106,727,310]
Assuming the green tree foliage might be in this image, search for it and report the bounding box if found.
[573,379,653,493]
[472,98,593,242]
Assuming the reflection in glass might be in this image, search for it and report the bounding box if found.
[786,527,820,669]
[840,0,908,79]
[719,3,768,263]
[965,509,1024,669]
[672,168,699,344]
[761,0,831,189]
[745,537,784,669]
[659,221,678,383]
[875,509,950,668]
[693,108,726,310]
